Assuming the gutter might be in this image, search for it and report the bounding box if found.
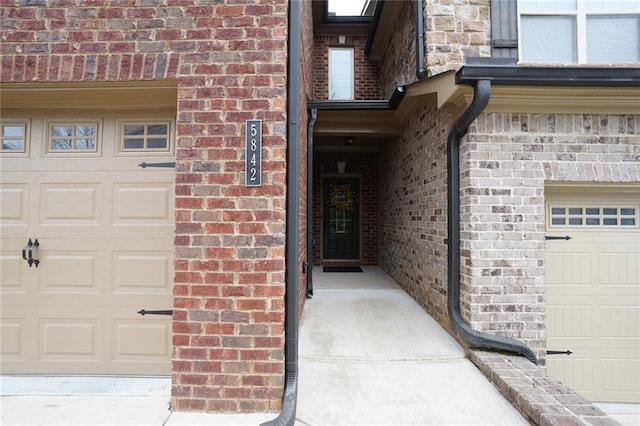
[415,0,426,79]
[306,108,318,298]
[446,79,538,365]
[308,86,406,111]
[261,0,302,424]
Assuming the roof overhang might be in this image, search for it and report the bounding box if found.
[455,59,640,114]
[310,62,640,151]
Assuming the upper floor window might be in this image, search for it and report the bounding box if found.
[329,48,354,100]
[518,0,640,63]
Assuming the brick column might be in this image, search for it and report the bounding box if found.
[171,1,289,412]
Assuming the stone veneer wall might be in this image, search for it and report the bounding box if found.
[460,112,640,361]
[379,0,492,96]
[1,0,289,413]
[425,0,491,75]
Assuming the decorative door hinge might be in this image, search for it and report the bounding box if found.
[137,309,173,316]
[547,350,573,355]
[138,162,176,169]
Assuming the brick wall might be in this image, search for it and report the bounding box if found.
[1,0,288,413]
[313,152,379,266]
[380,0,416,99]
[313,35,381,101]
[379,101,462,326]
[460,112,640,360]
[380,106,639,361]
[425,0,491,75]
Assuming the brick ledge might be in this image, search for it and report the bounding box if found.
[468,351,620,426]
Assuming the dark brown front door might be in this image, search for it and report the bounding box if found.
[323,177,360,260]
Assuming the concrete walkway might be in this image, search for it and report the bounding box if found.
[296,266,527,425]
[1,267,636,425]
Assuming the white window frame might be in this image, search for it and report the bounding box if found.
[328,47,354,100]
[548,204,639,228]
[517,0,640,64]
[44,119,102,157]
[0,119,30,157]
[117,120,173,155]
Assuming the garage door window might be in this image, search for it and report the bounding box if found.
[1,121,28,154]
[47,122,99,153]
[550,205,638,227]
[120,122,171,152]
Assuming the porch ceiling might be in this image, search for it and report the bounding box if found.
[313,109,401,138]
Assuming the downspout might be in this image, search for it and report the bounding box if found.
[306,108,317,298]
[261,0,301,424]
[447,79,538,365]
[415,0,426,80]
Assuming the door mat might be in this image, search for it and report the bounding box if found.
[323,266,363,273]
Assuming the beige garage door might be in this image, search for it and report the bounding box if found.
[1,113,174,375]
[546,186,640,403]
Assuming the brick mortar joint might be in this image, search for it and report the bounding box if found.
[467,350,618,425]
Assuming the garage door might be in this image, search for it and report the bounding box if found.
[0,113,174,375]
[546,186,640,403]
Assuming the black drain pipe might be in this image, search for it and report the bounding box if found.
[261,0,301,424]
[306,108,317,298]
[415,0,426,80]
[447,79,538,365]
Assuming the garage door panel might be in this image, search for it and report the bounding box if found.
[39,318,100,360]
[112,319,171,359]
[547,358,594,393]
[0,317,27,360]
[39,252,100,293]
[601,359,640,401]
[599,253,640,284]
[40,184,102,225]
[547,305,593,337]
[0,249,26,294]
[113,250,172,294]
[546,252,592,285]
[113,183,172,224]
[600,306,639,337]
[0,184,29,224]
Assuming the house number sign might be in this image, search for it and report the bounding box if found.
[245,119,262,187]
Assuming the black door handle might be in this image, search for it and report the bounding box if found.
[21,238,39,268]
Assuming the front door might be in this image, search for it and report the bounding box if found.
[323,177,360,260]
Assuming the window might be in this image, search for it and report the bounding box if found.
[329,48,354,100]
[1,121,28,153]
[549,205,638,227]
[518,0,640,63]
[47,122,99,153]
[120,122,171,152]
